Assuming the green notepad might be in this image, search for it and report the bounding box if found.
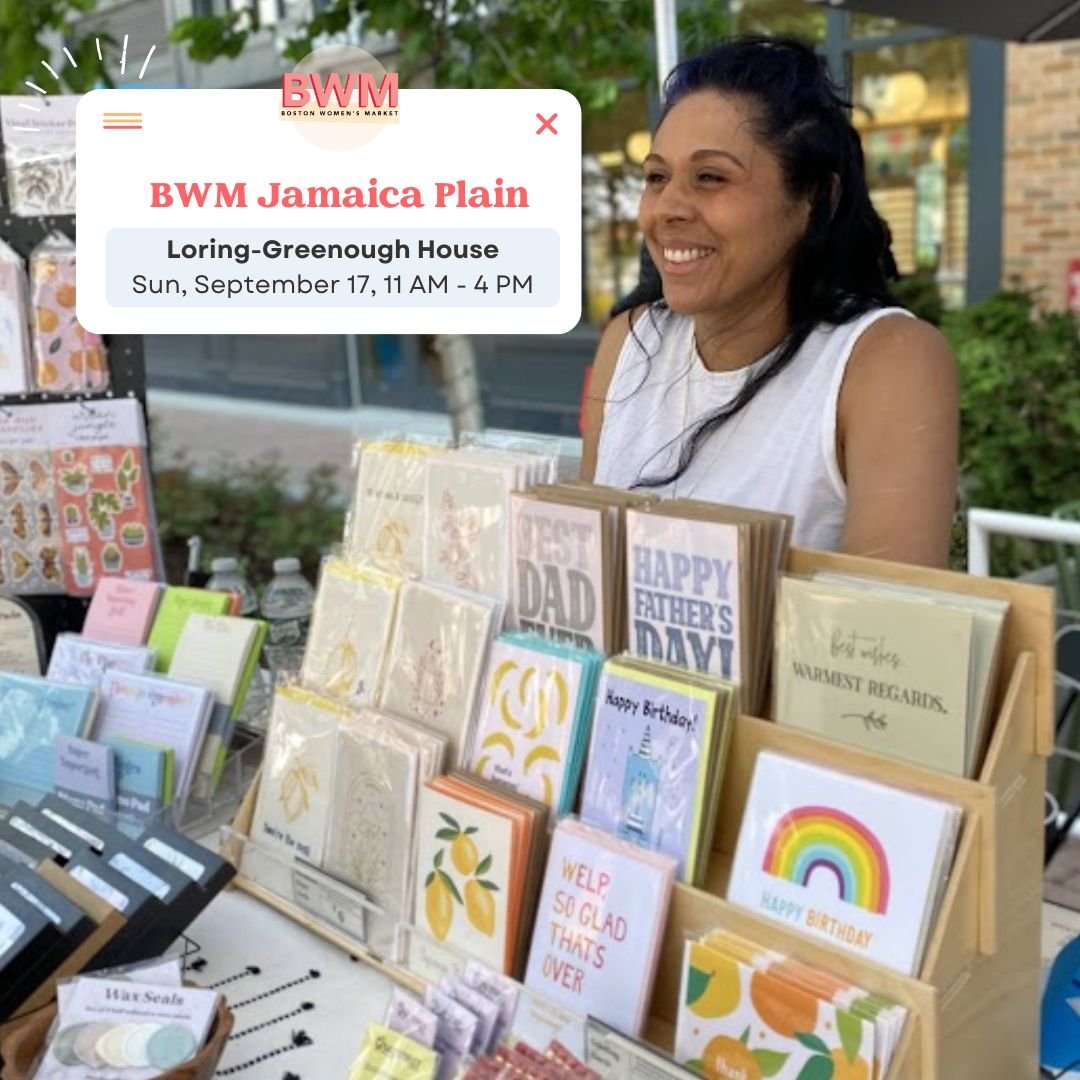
[147,587,232,671]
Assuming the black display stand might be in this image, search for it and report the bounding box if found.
[0,108,152,654]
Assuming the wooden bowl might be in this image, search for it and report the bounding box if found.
[0,996,233,1079]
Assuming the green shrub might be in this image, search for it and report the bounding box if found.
[152,456,346,589]
[891,272,945,326]
[945,289,1080,576]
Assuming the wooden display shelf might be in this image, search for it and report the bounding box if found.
[222,545,1054,1080]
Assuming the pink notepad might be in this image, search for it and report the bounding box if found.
[83,579,163,646]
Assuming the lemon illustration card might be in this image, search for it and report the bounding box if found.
[413,778,516,974]
[248,686,353,867]
[674,939,877,1080]
[469,635,598,814]
[302,559,400,707]
[727,751,963,975]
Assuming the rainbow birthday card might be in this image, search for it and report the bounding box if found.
[727,751,962,975]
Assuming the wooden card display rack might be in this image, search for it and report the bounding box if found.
[225,545,1055,1080]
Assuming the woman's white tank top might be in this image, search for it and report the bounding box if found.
[594,304,912,551]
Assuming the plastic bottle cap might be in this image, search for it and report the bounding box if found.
[273,557,301,574]
[210,557,238,573]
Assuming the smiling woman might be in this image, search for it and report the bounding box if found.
[581,36,958,568]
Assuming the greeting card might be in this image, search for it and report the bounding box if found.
[48,399,160,595]
[579,659,733,884]
[248,686,353,867]
[348,439,444,576]
[82,579,164,646]
[0,674,97,794]
[510,493,607,653]
[413,779,518,974]
[423,454,518,599]
[524,818,676,1037]
[674,940,877,1080]
[469,635,599,814]
[302,560,400,706]
[322,716,421,923]
[379,581,502,767]
[727,751,963,975]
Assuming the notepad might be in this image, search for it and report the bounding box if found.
[53,734,116,815]
[104,737,175,818]
[47,633,156,687]
[0,674,98,794]
[146,587,233,672]
[82,579,163,646]
[94,670,213,810]
[170,613,267,796]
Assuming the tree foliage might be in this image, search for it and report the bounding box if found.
[171,0,730,111]
[0,0,111,94]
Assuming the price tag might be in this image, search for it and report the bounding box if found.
[512,986,587,1059]
[291,869,367,944]
[401,926,467,985]
[585,1019,695,1080]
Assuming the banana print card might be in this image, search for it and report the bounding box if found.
[470,637,587,811]
[414,780,514,974]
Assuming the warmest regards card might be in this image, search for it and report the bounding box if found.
[414,780,515,973]
[47,400,161,595]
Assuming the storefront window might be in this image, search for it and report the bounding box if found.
[851,37,969,303]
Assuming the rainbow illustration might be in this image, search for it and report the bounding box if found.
[761,805,890,915]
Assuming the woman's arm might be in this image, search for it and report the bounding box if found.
[580,307,641,482]
[837,315,960,568]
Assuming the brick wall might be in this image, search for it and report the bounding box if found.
[1003,40,1080,310]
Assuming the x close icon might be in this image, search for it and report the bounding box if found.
[536,112,558,135]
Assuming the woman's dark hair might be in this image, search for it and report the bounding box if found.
[608,35,898,489]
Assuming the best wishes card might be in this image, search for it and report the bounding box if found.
[727,751,963,975]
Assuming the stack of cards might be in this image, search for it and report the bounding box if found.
[379,581,504,767]
[92,670,214,813]
[248,686,356,868]
[625,499,791,717]
[413,773,548,977]
[776,573,1009,778]
[674,931,908,1080]
[423,449,553,602]
[727,751,963,975]
[524,818,676,1038]
[322,709,446,927]
[302,559,401,707]
[47,634,156,687]
[520,482,655,654]
[82,579,163,647]
[348,438,448,577]
[0,674,98,795]
[146,586,233,672]
[579,656,737,886]
[469,633,602,814]
[168,612,267,797]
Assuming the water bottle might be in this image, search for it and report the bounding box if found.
[260,557,315,676]
[205,557,259,617]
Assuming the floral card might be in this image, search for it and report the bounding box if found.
[47,400,161,595]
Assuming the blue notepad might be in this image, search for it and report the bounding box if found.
[102,736,175,819]
[0,675,98,794]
